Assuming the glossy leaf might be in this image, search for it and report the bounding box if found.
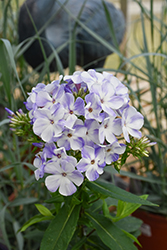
[86,180,156,206]
[35,204,54,217]
[40,204,81,250]
[115,195,148,221]
[20,214,54,232]
[85,212,137,250]
[121,230,141,247]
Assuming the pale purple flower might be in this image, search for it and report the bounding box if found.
[64,71,82,84]
[122,106,144,143]
[25,83,46,120]
[44,79,60,94]
[45,160,83,196]
[64,71,87,92]
[99,116,122,144]
[102,142,126,164]
[25,83,45,111]
[84,93,102,120]
[103,72,128,97]
[33,152,46,180]
[45,147,77,170]
[43,142,57,158]
[36,83,65,109]
[57,121,86,150]
[81,69,105,90]
[48,147,67,165]
[77,145,105,181]
[61,93,85,128]
[90,81,124,116]
[83,119,100,146]
[33,104,65,143]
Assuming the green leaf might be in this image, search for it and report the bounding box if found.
[71,236,87,250]
[0,39,12,106]
[44,195,64,204]
[71,195,82,205]
[35,204,54,217]
[20,214,54,232]
[121,230,141,247]
[0,204,11,250]
[13,221,24,250]
[86,180,156,206]
[85,212,137,250]
[9,197,38,207]
[115,195,148,221]
[0,119,10,127]
[0,38,26,100]
[115,216,142,234]
[88,235,111,250]
[102,199,115,221]
[40,204,81,250]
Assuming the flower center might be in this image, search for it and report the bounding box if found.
[50,119,54,124]
[62,172,67,177]
[107,148,111,152]
[91,159,95,165]
[101,99,104,104]
[67,133,72,138]
[88,107,93,113]
[52,99,55,104]
[69,110,73,115]
[57,153,61,159]
[104,124,108,129]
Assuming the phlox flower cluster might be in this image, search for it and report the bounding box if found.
[25,69,144,196]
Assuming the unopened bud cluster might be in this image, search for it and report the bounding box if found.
[6,108,33,139]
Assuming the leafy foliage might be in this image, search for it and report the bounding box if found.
[0,0,166,249]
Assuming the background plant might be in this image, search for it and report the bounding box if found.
[0,0,165,249]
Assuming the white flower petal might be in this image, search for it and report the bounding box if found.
[45,175,61,192]
[59,178,76,196]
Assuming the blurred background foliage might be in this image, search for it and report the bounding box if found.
[0,0,167,249]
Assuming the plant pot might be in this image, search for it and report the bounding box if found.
[133,210,167,250]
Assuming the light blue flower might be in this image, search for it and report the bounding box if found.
[122,106,144,143]
[36,83,65,110]
[45,147,77,172]
[85,93,102,120]
[90,81,124,117]
[33,104,65,143]
[81,69,105,90]
[102,142,126,164]
[61,92,85,129]
[45,160,83,196]
[82,119,100,147]
[77,145,105,181]
[57,119,86,150]
[99,116,122,144]
[33,152,46,180]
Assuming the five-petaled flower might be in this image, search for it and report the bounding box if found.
[10,69,145,196]
[45,160,83,196]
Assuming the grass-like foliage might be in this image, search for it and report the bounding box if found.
[0,0,166,249]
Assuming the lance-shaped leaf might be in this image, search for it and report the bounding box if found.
[86,180,156,206]
[20,214,54,232]
[40,204,81,250]
[85,212,137,250]
[35,204,54,217]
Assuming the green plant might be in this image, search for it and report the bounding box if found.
[0,0,163,249]
[107,0,167,216]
